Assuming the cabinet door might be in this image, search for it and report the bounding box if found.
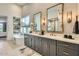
[37,37,42,54]
[28,36,32,48]
[24,38,27,46]
[49,40,56,56]
[57,45,64,56]
[34,37,37,51]
[31,36,35,50]
[41,38,50,56]
[24,35,29,47]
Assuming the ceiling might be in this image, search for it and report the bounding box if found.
[15,3,31,7]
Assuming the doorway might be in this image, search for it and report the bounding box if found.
[0,16,7,40]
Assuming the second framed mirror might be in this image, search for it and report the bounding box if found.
[47,3,64,33]
[33,12,42,32]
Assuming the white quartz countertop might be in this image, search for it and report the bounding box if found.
[25,33,79,45]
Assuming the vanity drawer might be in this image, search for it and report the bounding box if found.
[57,41,79,51]
[57,46,79,56]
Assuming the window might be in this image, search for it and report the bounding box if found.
[21,16,30,34]
[0,22,6,32]
[0,23,3,32]
[0,17,7,32]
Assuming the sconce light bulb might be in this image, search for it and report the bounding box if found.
[43,17,46,25]
[67,11,72,23]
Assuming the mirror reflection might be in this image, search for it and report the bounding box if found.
[33,12,41,32]
[47,3,64,32]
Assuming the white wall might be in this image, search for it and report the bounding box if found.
[0,3,77,40]
[64,3,76,34]
[22,3,79,35]
[0,4,21,40]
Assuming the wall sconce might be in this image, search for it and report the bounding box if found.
[42,17,45,26]
[67,11,72,23]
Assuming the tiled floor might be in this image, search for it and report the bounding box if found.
[0,39,7,55]
[0,38,41,56]
[0,39,11,55]
[0,39,23,56]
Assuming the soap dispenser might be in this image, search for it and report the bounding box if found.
[41,29,45,35]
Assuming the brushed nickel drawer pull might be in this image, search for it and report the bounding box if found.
[64,45,69,47]
[63,51,69,55]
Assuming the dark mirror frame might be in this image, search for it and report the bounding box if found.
[46,3,64,33]
[33,12,42,32]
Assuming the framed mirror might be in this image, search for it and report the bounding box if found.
[33,12,42,32]
[47,3,64,33]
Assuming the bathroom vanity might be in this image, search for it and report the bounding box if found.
[24,4,79,56]
[24,33,79,56]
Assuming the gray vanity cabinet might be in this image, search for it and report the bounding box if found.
[31,36,35,50]
[49,39,56,56]
[28,35,32,48]
[24,35,32,48]
[41,38,50,56]
[34,36,39,51]
[57,45,65,56]
[37,37,42,54]
[57,41,79,56]
[34,36,42,54]
[24,36,26,45]
[24,34,79,56]
[24,35,29,47]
